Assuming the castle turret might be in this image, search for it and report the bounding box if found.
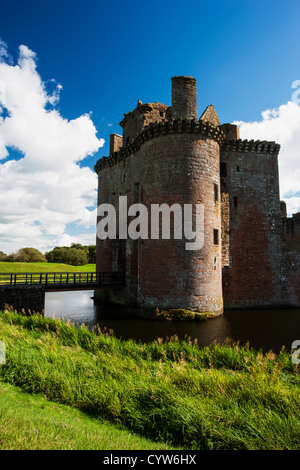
[95,76,224,315]
[171,76,197,120]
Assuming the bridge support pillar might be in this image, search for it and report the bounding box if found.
[0,286,45,315]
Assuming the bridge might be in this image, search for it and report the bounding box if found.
[0,271,125,291]
[0,271,125,313]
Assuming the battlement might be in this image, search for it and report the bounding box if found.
[95,117,226,173]
[221,139,280,156]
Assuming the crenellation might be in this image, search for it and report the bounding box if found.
[221,139,280,156]
[95,117,226,174]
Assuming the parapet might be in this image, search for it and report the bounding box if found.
[221,139,280,156]
[94,117,225,173]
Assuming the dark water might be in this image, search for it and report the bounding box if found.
[45,290,300,353]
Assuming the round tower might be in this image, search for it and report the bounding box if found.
[136,76,223,314]
[95,76,224,315]
[171,76,197,120]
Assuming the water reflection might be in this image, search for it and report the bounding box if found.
[45,290,300,353]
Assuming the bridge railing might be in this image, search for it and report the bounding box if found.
[0,272,125,289]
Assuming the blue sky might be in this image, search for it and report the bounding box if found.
[0,0,299,253]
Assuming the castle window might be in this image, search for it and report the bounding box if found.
[234,196,238,207]
[220,162,227,177]
[237,165,240,172]
[214,184,219,202]
[159,111,164,117]
[214,229,219,245]
[126,137,130,146]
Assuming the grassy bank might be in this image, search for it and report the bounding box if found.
[0,381,175,450]
[0,310,299,450]
[0,262,96,273]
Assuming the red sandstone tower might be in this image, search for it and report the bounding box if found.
[95,76,300,313]
[95,76,224,314]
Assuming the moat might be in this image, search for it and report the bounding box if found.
[45,290,300,354]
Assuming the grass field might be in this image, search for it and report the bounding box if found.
[0,381,176,450]
[0,262,96,273]
[0,309,299,450]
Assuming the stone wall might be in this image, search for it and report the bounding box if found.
[110,133,123,155]
[221,188,230,267]
[136,133,223,313]
[220,138,284,308]
[0,285,45,314]
[281,213,300,306]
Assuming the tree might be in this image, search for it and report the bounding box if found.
[8,248,47,262]
[67,248,88,266]
[70,243,86,251]
[69,243,96,263]
[88,245,96,263]
[45,247,69,264]
[45,246,88,266]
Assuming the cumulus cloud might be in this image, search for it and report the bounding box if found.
[234,99,300,216]
[0,41,104,254]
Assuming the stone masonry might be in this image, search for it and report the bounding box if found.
[94,76,300,314]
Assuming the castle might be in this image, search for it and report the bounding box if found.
[94,76,300,314]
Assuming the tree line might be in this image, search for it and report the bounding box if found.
[0,244,96,266]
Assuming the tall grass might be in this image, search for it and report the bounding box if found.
[0,310,299,450]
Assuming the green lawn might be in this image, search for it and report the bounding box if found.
[0,309,299,450]
[0,262,96,273]
[0,381,175,450]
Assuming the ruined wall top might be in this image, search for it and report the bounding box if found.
[120,101,168,144]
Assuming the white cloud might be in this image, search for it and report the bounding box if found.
[234,100,300,216]
[0,41,104,254]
